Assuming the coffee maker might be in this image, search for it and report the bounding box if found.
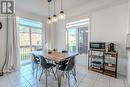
[108,43,116,52]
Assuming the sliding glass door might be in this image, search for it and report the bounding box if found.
[67,27,88,54]
[17,18,43,65]
[31,28,42,51]
[19,25,31,63]
[78,27,88,54]
[67,28,77,52]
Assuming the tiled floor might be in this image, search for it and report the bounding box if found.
[0,55,130,87]
[0,64,129,87]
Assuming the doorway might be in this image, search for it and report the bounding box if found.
[66,18,90,66]
[67,27,88,54]
[67,28,77,52]
[17,18,43,65]
[78,27,88,54]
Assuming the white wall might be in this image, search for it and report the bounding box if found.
[91,3,128,76]
[55,20,66,51]
[55,3,129,76]
[46,21,66,51]
[16,8,46,22]
[45,23,56,49]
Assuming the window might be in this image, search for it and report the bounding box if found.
[17,17,43,65]
[66,18,89,54]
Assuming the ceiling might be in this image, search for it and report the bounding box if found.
[16,0,128,17]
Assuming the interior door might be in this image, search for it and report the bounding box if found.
[78,27,88,54]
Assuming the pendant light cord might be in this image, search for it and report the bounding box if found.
[54,0,56,14]
[48,2,51,17]
[61,0,63,11]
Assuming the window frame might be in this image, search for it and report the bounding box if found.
[17,17,44,50]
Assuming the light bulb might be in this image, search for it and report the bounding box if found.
[59,14,65,20]
[47,20,52,24]
[52,15,58,23]
[47,17,52,24]
[59,11,65,20]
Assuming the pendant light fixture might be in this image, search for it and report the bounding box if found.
[58,0,65,20]
[52,0,58,23]
[47,0,52,24]
[47,0,65,24]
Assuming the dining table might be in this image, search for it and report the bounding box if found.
[32,50,79,87]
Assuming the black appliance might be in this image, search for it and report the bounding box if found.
[90,42,105,49]
[108,43,116,52]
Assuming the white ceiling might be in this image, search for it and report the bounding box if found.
[16,0,128,17]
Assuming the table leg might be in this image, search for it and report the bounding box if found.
[45,70,48,87]
[56,65,63,87]
[73,66,77,82]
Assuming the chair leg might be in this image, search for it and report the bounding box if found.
[56,69,62,87]
[58,71,64,87]
[56,66,58,76]
[61,71,65,78]
[36,64,39,78]
[72,70,77,83]
[39,69,43,81]
[48,69,50,77]
[51,68,57,80]
[67,72,70,87]
[32,63,35,75]
[73,67,76,76]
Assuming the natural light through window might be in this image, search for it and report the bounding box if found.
[16,17,43,65]
[66,18,89,28]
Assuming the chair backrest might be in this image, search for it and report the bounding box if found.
[39,56,48,69]
[62,50,68,53]
[65,57,75,71]
[32,53,40,63]
[37,49,43,51]
[53,49,58,51]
